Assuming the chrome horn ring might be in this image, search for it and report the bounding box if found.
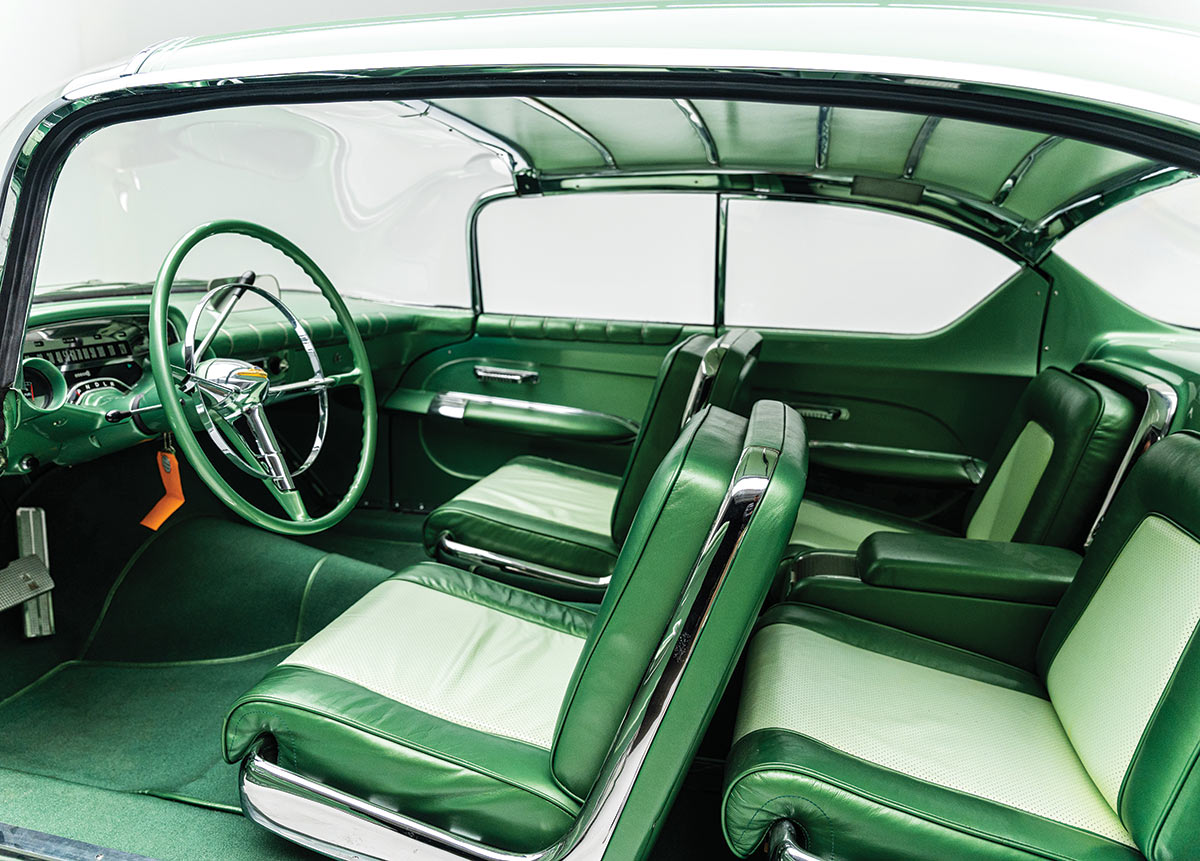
[181,278,328,490]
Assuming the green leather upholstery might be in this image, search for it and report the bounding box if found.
[229,402,808,854]
[724,432,1200,860]
[789,367,1136,553]
[424,329,762,593]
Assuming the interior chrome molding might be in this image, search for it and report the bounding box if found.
[1084,380,1178,547]
[992,135,1061,206]
[1032,163,1193,232]
[240,443,780,861]
[437,535,611,590]
[901,116,941,179]
[680,336,731,427]
[411,100,536,175]
[425,391,639,437]
[815,105,832,170]
[766,820,824,861]
[517,97,618,169]
[672,98,720,166]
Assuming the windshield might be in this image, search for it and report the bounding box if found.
[33,101,512,305]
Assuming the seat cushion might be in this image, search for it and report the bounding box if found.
[787,494,943,553]
[723,604,1139,860]
[423,455,620,581]
[224,562,592,853]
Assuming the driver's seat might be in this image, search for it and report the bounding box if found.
[224,401,806,856]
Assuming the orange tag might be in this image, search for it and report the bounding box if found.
[141,450,184,530]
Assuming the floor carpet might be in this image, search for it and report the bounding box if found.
[0,650,287,811]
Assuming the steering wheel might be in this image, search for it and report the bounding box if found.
[148,220,377,535]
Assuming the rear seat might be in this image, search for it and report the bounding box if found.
[788,367,1137,554]
[724,430,1200,861]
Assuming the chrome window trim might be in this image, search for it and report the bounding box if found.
[239,442,779,861]
[1084,380,1179,547]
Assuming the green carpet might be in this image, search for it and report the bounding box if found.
[0,650,288,810]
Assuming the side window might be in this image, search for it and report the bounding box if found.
[1054,178,1200,328]
[476,193,716,323]
[723,199,1021,334]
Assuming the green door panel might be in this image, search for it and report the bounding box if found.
[391,316,712,511]
[748,268,1047,522]
[384,387,639,443]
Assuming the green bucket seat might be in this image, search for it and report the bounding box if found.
[723,430,1200,860]
[423,328,762,598]
[790,366,1136,553]
[225,401,806,858]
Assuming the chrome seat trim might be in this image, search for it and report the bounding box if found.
[1084,380,1178,547]
[767,820,824,861]
[437,535,612,590]
[240,444,780,861]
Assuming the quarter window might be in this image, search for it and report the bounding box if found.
[723,199,1021,334]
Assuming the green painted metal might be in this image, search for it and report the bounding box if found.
[149,219,377,535]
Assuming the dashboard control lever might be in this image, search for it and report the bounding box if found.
[104,402,164,423]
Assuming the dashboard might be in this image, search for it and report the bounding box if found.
[22,318,148,411]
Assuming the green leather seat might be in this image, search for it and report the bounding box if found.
[724,430,1200,860]
[790,367,1136,552]
[423,328,762,595]
[227,401,807,855]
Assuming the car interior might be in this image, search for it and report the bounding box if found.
[1,91,1199,861]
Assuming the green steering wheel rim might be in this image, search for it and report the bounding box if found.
[149,219,378,536]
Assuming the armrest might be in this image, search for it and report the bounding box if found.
[858,533,1080,605]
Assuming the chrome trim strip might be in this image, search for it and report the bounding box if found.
[815,106,832,170]
[426,390,639,437]
[767,820,824,861]
[517,97,617,168]
[681,335,731,428]
[992,135,1061,206]
[1032,163,1182,230]
[1084,380,1178,547]
[473,364,539,384]
[419,100,535,175]
[438,535,611,589]
[673,98,719,166]
[120,37,189,77]
[902,116,941,179]
[467,187,521,315]
[240,443,779,861]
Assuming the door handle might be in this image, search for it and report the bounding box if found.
[473,365,539,384]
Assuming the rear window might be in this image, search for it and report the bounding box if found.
[723,199,1021,334]
[476,193,716,323]
[1054,178,1200,329]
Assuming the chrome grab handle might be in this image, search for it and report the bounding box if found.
[474,365,539,384]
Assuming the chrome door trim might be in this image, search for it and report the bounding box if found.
[1084,380,1178,547]
[473,365,540,384]
[239,443,779,861]
[425,391,639,437]
[437,535,611,590]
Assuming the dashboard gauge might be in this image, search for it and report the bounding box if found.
[18,357,68,412]
[67,377,131,407]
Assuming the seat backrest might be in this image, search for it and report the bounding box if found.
[609,329,762,544]
[553,401,806,801]
[1038,431,1200,860]
[962,367,1135,548]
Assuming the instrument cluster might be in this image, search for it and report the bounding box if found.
[19,318,148,412]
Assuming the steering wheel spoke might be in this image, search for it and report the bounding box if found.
[149,219,377,535]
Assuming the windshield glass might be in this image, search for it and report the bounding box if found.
[34,101,512,305]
